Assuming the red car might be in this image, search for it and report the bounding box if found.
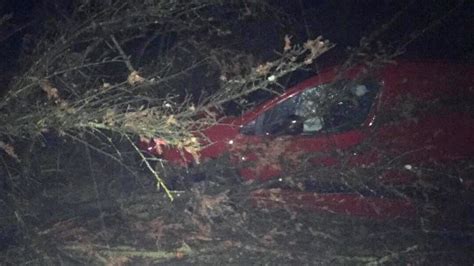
[140,60,474,220]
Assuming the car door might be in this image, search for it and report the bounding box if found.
[233,79,380,181]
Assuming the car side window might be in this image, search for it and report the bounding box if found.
[259,96,299,135]
[319,81,378,133]
[247,79,379,136]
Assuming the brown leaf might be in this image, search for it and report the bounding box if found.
[189,216,212,241]
[165,115,177,126]
[152,137,167,155]
[255,62,272,76]
[196,190,231,219]
[106,256,131,266]
[101,82,112,91]
[175,251,185,260]
[127,71,145,86]
[146,218,165,242]
[283,34,292,52]
[103,109,116,126]
[0,141,19,161]
[303,36,331,65]
[40,80,61,102]
[182,137,200,164]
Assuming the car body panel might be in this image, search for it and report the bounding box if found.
[140,60,474,220]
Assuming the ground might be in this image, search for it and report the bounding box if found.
[1,141,473,265]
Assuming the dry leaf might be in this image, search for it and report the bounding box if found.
[183,137,200,164]
[189,215,212,241]
[165,115,177,126]
[0,141,19,161]
[40,80,61,102]
[175,251,185,259]
[223,240,242,248]
[255,62,272,76]
[283,34,292,52]
[101,82,112,91]
[152,137,167,155]
[262,232,276,246]
[103,109,116,126]
[197,190,230,218]
[146,218,165,242]
[303,36,330,65]
[106,256,131,266]
[127,71,145,86]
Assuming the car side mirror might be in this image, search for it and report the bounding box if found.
[240,120,256,135]
[284,114,304,135]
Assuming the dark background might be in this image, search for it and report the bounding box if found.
[1,0,473,91]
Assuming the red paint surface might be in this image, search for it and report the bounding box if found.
[140,60,474,220]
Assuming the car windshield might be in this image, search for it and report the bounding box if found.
[243,79,379,136]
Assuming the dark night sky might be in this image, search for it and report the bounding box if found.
[258,1,474,62]
[1,0,473,88]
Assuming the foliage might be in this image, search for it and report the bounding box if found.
[0,0,472,265]
[0,0,333,196]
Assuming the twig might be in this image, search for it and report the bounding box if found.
[110,35,135,72]
[125,135,174,201]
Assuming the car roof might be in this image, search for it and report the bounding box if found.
[232,60,473,125]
